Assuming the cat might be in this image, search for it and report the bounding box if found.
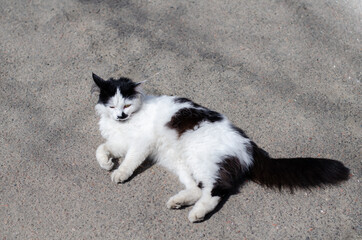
[91,73,350,223]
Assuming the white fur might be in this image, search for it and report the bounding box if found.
[95,92,253,222]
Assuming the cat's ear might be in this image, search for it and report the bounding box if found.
[91,73,107,95]
[135,80,147,95]
[135,80,148,87]
[92,73,105,88]
[91,73,104,95]
[90,83,100,95]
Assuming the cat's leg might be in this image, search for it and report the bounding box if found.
[188,186,221,223]
[166,168,202,209]
[111,146,150,183]
[96,143,114,170]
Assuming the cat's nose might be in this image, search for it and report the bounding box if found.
[117,113,128,120]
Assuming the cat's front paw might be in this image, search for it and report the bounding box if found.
[111,168,131,183]
[96,144,114,171]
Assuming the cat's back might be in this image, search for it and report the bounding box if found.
[141,95,192,125]
[147,95,252,168]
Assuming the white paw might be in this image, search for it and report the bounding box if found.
[96,144,113,171]
[166,188,201,209]
[111,169,131,183]
[99,158,114,171]
[166,196,183,209]
[188,207,207,223]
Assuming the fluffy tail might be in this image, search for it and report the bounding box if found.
[248,142,350,191]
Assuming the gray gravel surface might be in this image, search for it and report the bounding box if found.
[1,0,361,239]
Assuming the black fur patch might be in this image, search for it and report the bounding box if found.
[248,142,350,192]
[174,97,201,108]
[230,125,249,139]
[93,73,139,104]
[211,156,247,197]
[166,107,223,137]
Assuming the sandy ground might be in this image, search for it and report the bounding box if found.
[1,0,361,239]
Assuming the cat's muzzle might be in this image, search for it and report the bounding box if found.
[117,113,129,121]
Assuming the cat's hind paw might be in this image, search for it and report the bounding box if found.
[111,168,131,183]
[188,195,220,223]
[188,207,207,223]
[166,188,202,209]
[166,197,183,209]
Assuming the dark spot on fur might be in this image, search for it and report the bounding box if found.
[230,125,249,139]
[211,156,247,197]
[248,142,350,192]
[198,182,204,189]
[174,97,201,108]
[166,107,223,137]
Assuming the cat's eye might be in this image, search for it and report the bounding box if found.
[109,106,115,109]
[124,104,131,108]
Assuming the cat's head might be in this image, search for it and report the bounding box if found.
[92,73,144,122]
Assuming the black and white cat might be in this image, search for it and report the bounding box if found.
[92,73,350,223]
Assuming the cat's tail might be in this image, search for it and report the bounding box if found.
[247,142,350,191]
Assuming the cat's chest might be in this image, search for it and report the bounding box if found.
[99,119,137,140]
